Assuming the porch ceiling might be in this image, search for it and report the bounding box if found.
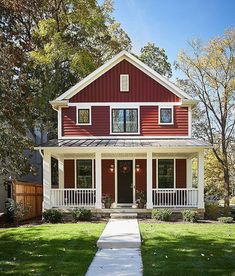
[36,138,211,149]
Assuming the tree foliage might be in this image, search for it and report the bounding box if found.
[139,42,172,78]
[176,28,235,214]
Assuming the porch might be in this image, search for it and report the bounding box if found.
[40,138,209,211]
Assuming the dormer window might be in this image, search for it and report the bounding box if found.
[159,106,174,125]
[120,74,129,92]
[77,107,91,125]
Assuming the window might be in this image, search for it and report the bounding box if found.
[76,160,93,188]
[158,159,174,188]
[51,157,58,188]
[120,74,129,92]
[159,107,173,124]
[112,109,138,133]
[77,108,90,124]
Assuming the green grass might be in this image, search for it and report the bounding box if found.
[0,223,105,275]
[140,223,235,276]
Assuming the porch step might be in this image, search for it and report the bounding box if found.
[110,213,137,219]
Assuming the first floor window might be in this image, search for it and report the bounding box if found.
[77,108,90,124]
[112,108,138,133]
[158,159,174,188]
[76,160,93,188]
[51,157,58,188]
[159,107,173,124]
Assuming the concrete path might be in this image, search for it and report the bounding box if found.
[86,218,143,276]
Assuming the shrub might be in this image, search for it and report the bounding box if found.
[182,210,198,223]
[72,208,92,221]
[205,200,220,220]
[217,217,234,223]
[230,196,235,205]
[43,209,63,223]
[152,209,172,221]
[5,199,31,224]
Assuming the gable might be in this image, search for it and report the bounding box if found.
[70,60,180,103]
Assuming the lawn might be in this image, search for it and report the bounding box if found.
[0,223,105,275]
[140,223,235,276]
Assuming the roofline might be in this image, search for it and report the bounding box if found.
[52,50,192,106]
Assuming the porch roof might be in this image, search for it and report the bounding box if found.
[36,138,211,149]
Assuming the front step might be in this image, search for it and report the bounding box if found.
[110,213,137,219]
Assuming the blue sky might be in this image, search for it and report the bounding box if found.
[110,0,235,79]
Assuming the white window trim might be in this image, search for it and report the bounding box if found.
[156,158,176,189]
[158,106,174,125]
[74,158,95,189]
[76,106,92,126]
[120,74,129,92]
[110,106,140,135]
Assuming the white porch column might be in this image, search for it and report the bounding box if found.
[95,152,102,209]
[58,157,64,189]
[198,150,205,209]
[186,158,192,188]
[43,150,51,210]
[146,151,153,209]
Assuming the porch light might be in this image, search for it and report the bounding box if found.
[109,164,114,173]
[136,164,140,172]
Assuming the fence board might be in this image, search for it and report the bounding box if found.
[12,180,43,220]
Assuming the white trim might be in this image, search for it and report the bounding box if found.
[95,152,102,209]
[76,106,92,126]
[59,135,191,139]
[110,106,140,135]
[187,158,192,188]
[68,101,182,107]
[198,150,205,208]
[158,106,174,125]
[53,51,192,102]
[58,107,62,139]
[188,106,192,138]
[146,151,153,209]
[120,74,129,92]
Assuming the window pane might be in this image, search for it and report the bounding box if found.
[126,109,138,132]
[160,108,172,124]
[78,109,89,124]
[51,157,58,188]
[158,159,174,188]
[77,160,92,188]
[112,109,124,133]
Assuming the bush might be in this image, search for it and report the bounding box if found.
[218,217,234,223]
[205,200,220,220]
[182,210,198,223]
[152,209,172,221]
[5,199,31,224]
[230,196,235,204]
[72,208,92,221]
[43,209,63,223]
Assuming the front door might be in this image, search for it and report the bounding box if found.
[117,160,133,204]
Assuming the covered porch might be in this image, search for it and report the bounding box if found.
[39,139,210,211]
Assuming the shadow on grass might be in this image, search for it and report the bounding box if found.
[140,224,235,276]
[0,224,104,275]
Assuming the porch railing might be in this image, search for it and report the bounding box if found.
[152,188,198,208]
[50,189,96,208]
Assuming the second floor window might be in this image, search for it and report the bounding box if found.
[112,109,138,133]
[159,107,173,124]
[77,108,90,124]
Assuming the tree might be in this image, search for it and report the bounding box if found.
[176,28,235,215]
[138,42,172,78]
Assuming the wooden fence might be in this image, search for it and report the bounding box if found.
[12,180,43,220]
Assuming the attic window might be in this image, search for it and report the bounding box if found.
[120,74,129,92]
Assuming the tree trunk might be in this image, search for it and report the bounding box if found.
[223,164,230,216]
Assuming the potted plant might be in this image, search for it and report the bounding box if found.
[102,194,113,209]
[136,190,146,209]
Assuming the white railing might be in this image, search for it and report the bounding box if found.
[50,189,96,208]
[152,188,198,208]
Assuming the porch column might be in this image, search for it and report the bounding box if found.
[95,152,102,209]
[146,151,153,209]
[58,157,64,189]
[43,150,51,210]
[198,150,205,209]
[186,158,192,188]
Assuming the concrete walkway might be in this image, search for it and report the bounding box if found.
[86,218,143,276]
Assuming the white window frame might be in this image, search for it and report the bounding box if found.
[110,106,140,135]
[76,106,92,125]
[158,106,174,125]
[120,74,129,92]
[156,158,176,189]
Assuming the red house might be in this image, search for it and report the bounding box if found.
[37,51,210,215]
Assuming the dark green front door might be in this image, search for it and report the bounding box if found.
[117,160,133,204]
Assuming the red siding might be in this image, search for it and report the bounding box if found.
[70,60,180,103]
[135,159,147,192]
[141,106,188,136]
[176,159,186,188]
[64,160,75,188]
[62,106,110,136]
[102,160,115,201]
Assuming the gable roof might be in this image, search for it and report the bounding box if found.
[50,50,193,108]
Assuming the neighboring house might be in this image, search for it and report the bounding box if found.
[36,51,211,214]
